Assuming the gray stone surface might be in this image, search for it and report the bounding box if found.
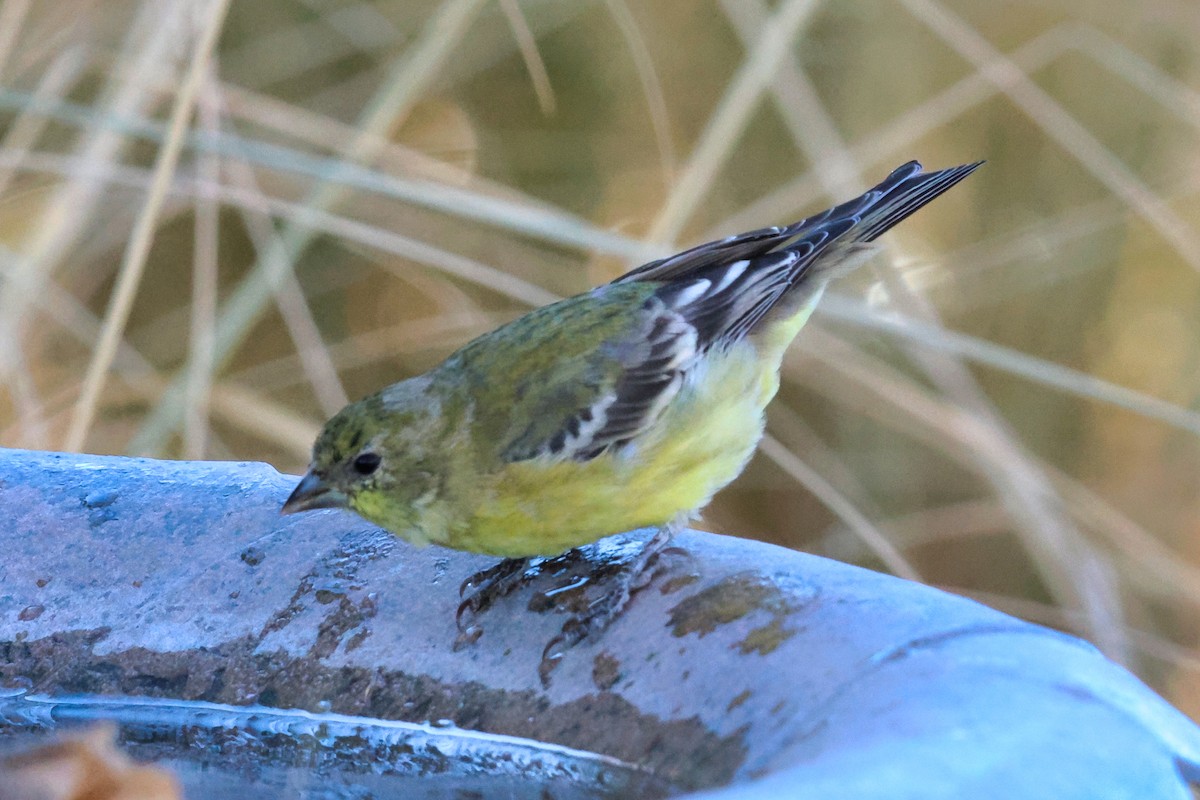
[0,448,1198,798]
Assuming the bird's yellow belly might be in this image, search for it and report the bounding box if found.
[455,342,780,557]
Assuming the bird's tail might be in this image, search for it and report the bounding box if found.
[615,160,982,354]
[796,160,983,285]
[833,161,982,244]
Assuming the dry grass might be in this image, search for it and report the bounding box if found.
[1,0,1199,712]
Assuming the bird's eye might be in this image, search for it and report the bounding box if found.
[352,452,381,476]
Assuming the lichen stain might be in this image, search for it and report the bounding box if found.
[239,546,265,567]
[736,618,793,656]
[668,572,801,655]
[726,689,752,712]
[659,574,699,595]
[592,651,621,691]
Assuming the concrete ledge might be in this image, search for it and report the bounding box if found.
[1,449,1197,798]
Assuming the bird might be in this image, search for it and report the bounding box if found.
[282,159,981,655]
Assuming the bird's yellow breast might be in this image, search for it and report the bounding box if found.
[449,335,787,557]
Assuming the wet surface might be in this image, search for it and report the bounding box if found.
[0,618,748,791]
[0,692,674,799]
[0,626,747,791]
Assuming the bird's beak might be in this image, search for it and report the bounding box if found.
[281,470,348,515]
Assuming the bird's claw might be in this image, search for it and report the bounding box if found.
[459,556,533,597]
[455,531,676,684]
[456,556,540,641]
[539,613,596,687]
[452,623,484,651]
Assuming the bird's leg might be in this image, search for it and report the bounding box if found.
[455,556,544,648]
[539,525,675,684]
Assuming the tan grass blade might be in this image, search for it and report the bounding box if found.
[648,0,819,244]
[0,0,31,80]
[819,293,1200,437]
[498,0,556,115]
[217,111,349,417]
[604,0,676,184]
[759,434,920,580]
[64,0,231,451]
[183,70,222,459]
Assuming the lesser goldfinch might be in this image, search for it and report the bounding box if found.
[283,160,980,648]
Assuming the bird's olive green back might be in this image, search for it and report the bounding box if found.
[432,282,660,463]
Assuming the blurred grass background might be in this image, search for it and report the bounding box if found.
[0,0,1199,716]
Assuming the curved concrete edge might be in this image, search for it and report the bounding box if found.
[701,631,1200,800]
[0,448,1197,798]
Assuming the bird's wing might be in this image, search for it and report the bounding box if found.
[455,161,981,465]
[486,247,810,464]
[448,282,703,463]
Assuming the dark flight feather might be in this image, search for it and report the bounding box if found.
[508,160,981,463]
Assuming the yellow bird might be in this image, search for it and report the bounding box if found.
[283,160,981,648]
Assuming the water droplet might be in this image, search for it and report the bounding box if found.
[239,546,266,566]
[83,489,118,509]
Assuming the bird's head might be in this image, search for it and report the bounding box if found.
[281,377,445,532]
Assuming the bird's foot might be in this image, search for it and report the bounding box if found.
[452,529,681,682]
[537,527,674,685]
[455,556,543,649]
